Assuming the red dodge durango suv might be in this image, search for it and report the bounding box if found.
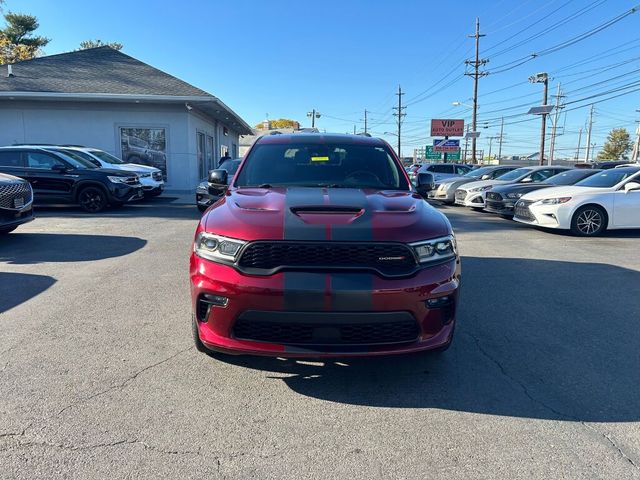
[190,133,461,357]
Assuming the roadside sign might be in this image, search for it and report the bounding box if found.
[431,119,465,136]
[425,145,441,160]
[447,149,461,161]
[433,139,460,152]
[465,131,481,139]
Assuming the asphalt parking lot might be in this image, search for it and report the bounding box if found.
[1,197,639,479]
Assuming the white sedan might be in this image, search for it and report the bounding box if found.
[513,167,640,236]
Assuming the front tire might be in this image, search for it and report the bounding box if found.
[570,205,607,236]
[78,186,108,213]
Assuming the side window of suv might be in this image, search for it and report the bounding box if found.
[26,152,64,170]
[0,151,23,167]
[455,165,470,175]
[429,165,452,174]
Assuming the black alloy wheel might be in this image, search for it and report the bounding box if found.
[78,187,108,213]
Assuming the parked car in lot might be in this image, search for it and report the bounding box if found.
[454,166,571,209]
[190,133,460,357]
[196,159,241,212]
[46,146,164,196]
[0,173,34,234]
[415,163,473,184]
[514,166,640,236]
[484,168,602,217]
[0,147,143,213]
[430,165,519,204]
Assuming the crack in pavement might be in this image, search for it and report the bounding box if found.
[464,331,639,471]
[57,346,192,416]
[1,436,202,457]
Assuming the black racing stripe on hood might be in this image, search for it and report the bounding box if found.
[283,187,326,240]
[330,273,373,311]
[328,188,372,241]
[283,272,326,311]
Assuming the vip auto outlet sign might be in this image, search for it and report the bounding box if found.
[431,119,465,137]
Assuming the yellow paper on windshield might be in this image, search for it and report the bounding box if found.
[311,156,329,162]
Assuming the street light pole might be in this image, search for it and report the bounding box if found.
[529,72,549,166]
[306,109,321,128]
[498,117,504,160]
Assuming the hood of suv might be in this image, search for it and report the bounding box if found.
[204,187,451,242]
[0,173,26,184]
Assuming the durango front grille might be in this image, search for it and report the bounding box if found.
[233,316,420,346]
[237,241,417,276]
[0,182,32,210]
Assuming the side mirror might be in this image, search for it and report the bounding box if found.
[52,164,67,173]
[481,174,491,180]
[521,176,532,183]
[416,172,435,195]
[208,169,228,186]
[624,181,640,193]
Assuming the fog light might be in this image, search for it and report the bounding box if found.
[203,294,228,306]
[426,296,450,308]
[197,294,229,322]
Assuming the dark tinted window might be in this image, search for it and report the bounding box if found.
[497,167,533,182]
[221,159,241,175]
[54,149,100,167]
[455,165,471,175]
[428,164,453,174]
[0,151,23,167]
[26,152,65,169]
[528,169,555,182]
[235,142,409,190]
[575,168,640,188]
[544,169,597,186]
[491,168,514,179]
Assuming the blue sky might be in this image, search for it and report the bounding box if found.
[5,0,640,158]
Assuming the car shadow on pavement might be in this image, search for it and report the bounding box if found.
[33,197,202,221]
[0,272,57,314]
[214,256,640,423]
[0,233,147,264]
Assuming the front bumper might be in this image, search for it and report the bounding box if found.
[484,198,516,215]
[455,190,486,207]
[0,204,34,229]
[139,176,165,192]
[110,184,145,203]
[513,200,571,229]
[190,257,461,357]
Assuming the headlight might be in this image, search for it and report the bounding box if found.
[506,192,523,199]
[107,175,129,184]
[533,197,572,205]
[194,232,246,264]
[410,234,457,265]
[470,185,493,192]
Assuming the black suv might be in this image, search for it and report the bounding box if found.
[0,173,34,234]
[0,147,143,213]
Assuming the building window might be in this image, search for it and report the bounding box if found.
[120,127,167,180]
[197,132,206,180]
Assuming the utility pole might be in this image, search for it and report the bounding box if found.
[363,109,368,135]
[548,83,565,165]
[498,117,504,160]
[307,109,321,128]
[575,127,583,161]
[353,125,356,135]
[463,124,470,161]
[488,136,494,161]
[393,85,406,158]
[585,105,594,163]
[632,123,640,162]
[465,17,488,164]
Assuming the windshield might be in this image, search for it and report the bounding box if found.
[465,166,495,178]
[234,142,410,190]
[221,159,241,175]
[496,167,533,182]
[574,168,640,188]
[89,149,127,165]
[47,150,97,169]
[544,170,594,186]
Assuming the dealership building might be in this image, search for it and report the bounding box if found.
[0,46,252,191]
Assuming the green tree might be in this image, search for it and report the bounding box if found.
[78,39,123,51]
[597,128,633,160]
[0,11,49,64]
[255,118,300,130]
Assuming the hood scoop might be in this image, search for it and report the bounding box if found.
[290,206,363,215]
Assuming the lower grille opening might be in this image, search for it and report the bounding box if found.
[196,294,228,322]
[232,317,420,346]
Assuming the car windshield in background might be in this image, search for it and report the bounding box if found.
[543,170,596,186]
[465,166,495,178]
[48,150,97,169]
[221,160,241,175]
[234,143,410,190]
[495,167,533,182]
[89,149,127,165]
[574,168,640,188]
